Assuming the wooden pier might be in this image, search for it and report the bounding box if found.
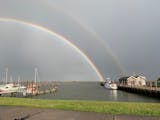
[37,88,57,95]
[0,88,57,97]
[118,85,160,98]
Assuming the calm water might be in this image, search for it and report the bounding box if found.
[33,82,160,103]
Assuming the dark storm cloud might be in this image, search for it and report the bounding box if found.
[0,0,159,80]
[56,0,160,80]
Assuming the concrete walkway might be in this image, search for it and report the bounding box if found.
[0,107,159,120]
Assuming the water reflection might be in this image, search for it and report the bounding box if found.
[32,82,160,103]
[109,90,118,101]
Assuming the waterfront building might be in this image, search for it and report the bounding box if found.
[119,76,146,86]
[156,78,160,87]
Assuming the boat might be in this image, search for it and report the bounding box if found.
[0,68,40,96]
[104,78,118,90]
[0,83,19,93]
[104,82,118,90]
[25,68,39,95]
[0,68,26,96]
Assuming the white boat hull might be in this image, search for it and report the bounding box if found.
[104,83,118,90]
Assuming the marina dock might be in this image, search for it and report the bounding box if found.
[0,87,57,97]
[0,81,58,97]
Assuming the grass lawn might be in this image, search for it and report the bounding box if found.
[0,97,160,116]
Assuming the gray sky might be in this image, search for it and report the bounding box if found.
[0,0,160,81]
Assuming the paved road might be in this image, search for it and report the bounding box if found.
[0,107,159,120]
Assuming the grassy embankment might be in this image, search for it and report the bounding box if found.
[0,97,160,116]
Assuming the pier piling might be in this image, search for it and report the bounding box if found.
[118,85,160,98]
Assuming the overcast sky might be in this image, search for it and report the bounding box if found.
[0,0,160,81]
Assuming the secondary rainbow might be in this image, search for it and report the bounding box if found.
[41,1,125,74]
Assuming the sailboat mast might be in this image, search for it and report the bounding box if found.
[18,75,20,84]
[34,68,38,83]
[10,75,13,83]
[5,68,8,84]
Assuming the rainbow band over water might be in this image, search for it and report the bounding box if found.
[0,17,104,82]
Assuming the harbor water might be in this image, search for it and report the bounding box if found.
[32,82,160,103]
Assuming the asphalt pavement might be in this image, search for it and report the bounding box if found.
[0,107,159,120]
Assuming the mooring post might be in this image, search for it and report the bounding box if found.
[31,81,33,95]
[150,81,152,90]
[155,80,157,92]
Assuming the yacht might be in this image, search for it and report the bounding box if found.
[0,83,19,93]
[104,78,118,90]
[0,69,26,95]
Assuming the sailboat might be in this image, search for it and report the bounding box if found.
[0,68,20,94]
[26,68,39,95]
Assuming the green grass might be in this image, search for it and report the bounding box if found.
[0,97,160,116]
